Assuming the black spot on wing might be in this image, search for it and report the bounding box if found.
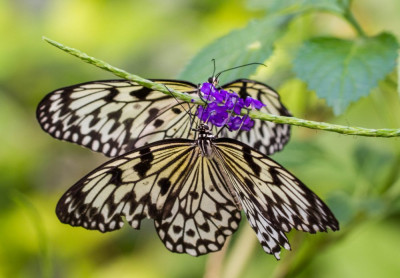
[268,167,285,186]
[130,86,152,100]
[110,168,123,184]
[189,191,199,199]
[144,108,159,124]
[244,177,256,195]
[199,222,210,232]
[186,229,195,237]
[133,147,153,178]
[253,141,263,151]
[104,87,119,102]
[106,110,123,133]
[173,225,182,234]
[108,109,122,120]
[66,114,79,125]
[242,146,261,176]
[88,110,101,127]
[172,107,182,114]
[153,119,164,128]
[161,198,174,219]
[237,82,250,99]
[158,178,171,196]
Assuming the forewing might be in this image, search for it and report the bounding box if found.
[221,79,292,155]
[37,78,291,157]
[214,138,339,258]
[56,139,241,256]
[37,80,198,157]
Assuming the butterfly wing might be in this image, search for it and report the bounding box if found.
[56,139,241,256]
[221,79,291,155]
[213,138,339,259]
[37,80,198,157]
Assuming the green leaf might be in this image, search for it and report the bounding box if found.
[326,193,355,225]
[357,197,386,217]
[246,0,348,14]
[293,33,399,114]
[178,15,289,85]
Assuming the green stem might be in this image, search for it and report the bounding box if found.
[42,37,400,138]
[343,2,367,38]
[221,225,257,278]
[43,37,197,105]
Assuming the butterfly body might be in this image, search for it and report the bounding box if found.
[194,124,215,158]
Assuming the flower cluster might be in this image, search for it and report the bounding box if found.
[195,82,266,131]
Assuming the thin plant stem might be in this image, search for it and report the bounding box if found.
[43,37,400,138]
[221,225,257,278]
[204,238,230,278]
[342,1,367,38]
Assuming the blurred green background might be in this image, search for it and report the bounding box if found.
[1,0,400,277]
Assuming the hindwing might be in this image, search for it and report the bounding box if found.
[56,139,241,256]
[213,138,339,259]
[55,126,338,258]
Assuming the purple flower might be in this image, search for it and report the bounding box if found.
[224,92,238,110]
[196,84,261,131]
[218,89,229,100]
[200,82,217,95]
[200,82,228,103]
[211,112,229,127]
[208,102,229,127]
[233,97,244,114]
[213,89,228,103]
[197,106,207,122]
[227,116,243,131]
[226,115,254,131]
[197,102,229,127]
[240,116,255,131]
[212,92,224,103]
[224,92,244,114]
[244,97,266,110]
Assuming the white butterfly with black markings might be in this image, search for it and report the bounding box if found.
[56,123,339,259]
[36,79,291,157]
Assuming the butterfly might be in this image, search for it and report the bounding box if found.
[36,79,291,157]
[56,123,339,259]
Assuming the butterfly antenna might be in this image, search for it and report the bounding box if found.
[211,59,216,79]
[164,85,191,115]
[214,62,267,80]
[186,104,198,136]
